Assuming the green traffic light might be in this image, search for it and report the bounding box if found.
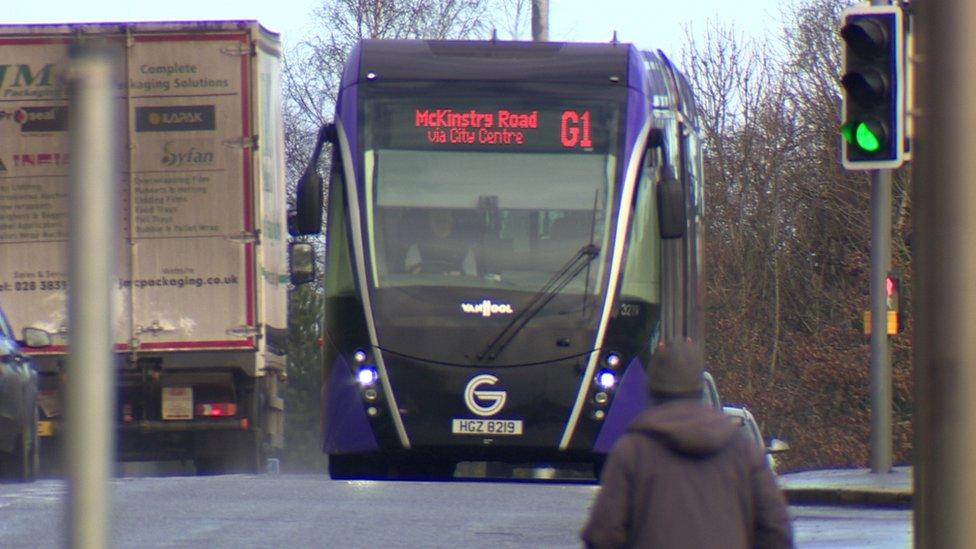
[840,121,883,153]
[855,122,881,152]
[838,6,905,168]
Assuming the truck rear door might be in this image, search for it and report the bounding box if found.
[121,29,256,352]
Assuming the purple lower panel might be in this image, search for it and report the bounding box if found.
[593,358,649,453]
[322,357,379,454]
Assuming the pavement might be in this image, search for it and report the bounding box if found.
[778,466,912,508]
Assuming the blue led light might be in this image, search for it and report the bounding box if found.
[606,353,622,368]
[357,366,378,386]
[596,369,617,390]
[353,349,368,363]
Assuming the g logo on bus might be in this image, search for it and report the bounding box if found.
[464,374,507,417]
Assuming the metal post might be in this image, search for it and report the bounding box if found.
[531,0,549,42]
[864,0,894,478]
[869,168,892,474]
[914,0,976,546]
[65,43,118,549]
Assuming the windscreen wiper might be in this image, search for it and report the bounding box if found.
[582,191,600,315]
[477,244,600,361]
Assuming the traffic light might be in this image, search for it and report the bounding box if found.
[839,4,905,170]
[886,269,903,334]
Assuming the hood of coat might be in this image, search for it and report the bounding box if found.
[626,399,740,456]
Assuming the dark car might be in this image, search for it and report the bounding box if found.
[0,304,49,482]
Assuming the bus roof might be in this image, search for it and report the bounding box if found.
[353,39,634,86]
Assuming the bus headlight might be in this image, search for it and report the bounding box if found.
[357,366,378,387]
[353,349,369,363]
[596,369,617,390]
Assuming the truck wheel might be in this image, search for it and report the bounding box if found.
[195,431,265,475]
[193,454,224,476]
[38,430,61,478]
[230,430,266,474]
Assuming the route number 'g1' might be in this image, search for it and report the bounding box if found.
[560,110,593,148]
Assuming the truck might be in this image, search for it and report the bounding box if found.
[0,21,291,473]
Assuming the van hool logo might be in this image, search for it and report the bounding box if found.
[136,105,215,132]
[0,106,68,132]
[464,374,507,416]
[460,299,514,318]
[161,141,214,168]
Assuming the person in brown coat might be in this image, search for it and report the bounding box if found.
[580,340,794,548]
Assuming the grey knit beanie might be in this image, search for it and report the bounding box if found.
[648,339,704,396]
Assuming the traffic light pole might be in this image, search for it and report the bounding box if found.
[864,0,903,474]
[869,168,892,474]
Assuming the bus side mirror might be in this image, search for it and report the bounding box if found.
[657,166,685,239]
[292,169,323,236]
[290,123,336,236]
[290,242,316,285]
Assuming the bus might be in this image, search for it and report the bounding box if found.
[291,39,705,479]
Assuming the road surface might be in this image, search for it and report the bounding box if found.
[0,474,911,548]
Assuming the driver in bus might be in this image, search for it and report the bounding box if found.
[404,209,478,276]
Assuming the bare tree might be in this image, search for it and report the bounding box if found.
[681,21,799,379]
[282,0,495,194]
[492,0,530,39]
[680,0,913,470]
[286,1,490,130]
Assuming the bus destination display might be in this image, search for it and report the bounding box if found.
[372,102,614,153]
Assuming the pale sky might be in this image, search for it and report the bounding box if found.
[5,0,781,57]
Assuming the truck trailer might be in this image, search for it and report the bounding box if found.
[0,21,289,473]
